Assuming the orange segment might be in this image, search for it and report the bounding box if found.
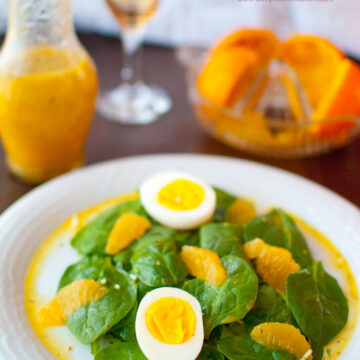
[280,35,344,110]
[313,59,360,120]
[251,322,312,360]
[106,213,151,255]
[37,279,108,327]
[212,28,279,67]
[180,245,227,287]
[197,47,259,108]
[244,238,300,292]
[226,198,257,225]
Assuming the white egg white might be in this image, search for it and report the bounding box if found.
[135,287,204,360]
[139,171,216,230]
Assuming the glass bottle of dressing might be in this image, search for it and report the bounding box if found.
[0,0,98,183]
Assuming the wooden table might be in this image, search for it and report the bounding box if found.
[1,34,360,213]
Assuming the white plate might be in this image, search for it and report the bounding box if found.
[0,154,359,360]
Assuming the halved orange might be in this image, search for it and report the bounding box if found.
[197,47,259,108]
[251,322,312,360]
[244,238,300,292]
[180,245,227,286]
[37,279,108,327]
[280,35,344,110]
[212,28,279,67]
[197,29,279,108]
[106,213,151,255]
[313,59,360,120]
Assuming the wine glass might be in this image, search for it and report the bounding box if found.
[98,0,172,124]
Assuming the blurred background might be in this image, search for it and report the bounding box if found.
[1,0,360,212]
[0,0,359,57]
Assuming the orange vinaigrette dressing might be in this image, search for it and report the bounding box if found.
[0,46,98,183]
[25,199,359,360]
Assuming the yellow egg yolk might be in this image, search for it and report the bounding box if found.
[145,297,196,344]
[157,179,205,211]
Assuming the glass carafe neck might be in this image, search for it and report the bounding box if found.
[6,0,77,47]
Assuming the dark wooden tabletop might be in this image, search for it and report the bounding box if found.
[1,33,360,214]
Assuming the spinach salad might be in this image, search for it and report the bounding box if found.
[46,187,348,360]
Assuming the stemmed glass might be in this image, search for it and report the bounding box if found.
[98,0,172,124]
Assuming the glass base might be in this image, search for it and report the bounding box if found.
[97,82,172,124]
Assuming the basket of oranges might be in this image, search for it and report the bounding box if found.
[178,29,360,158]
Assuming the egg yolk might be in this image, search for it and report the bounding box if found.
[157,179,205,211]
[145,297,196,344]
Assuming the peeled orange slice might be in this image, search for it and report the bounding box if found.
[280,35,344,110]
[106,213,151,255]
[37,279,108,326]
[180,245,227,286]
[251,322,312,360]
[244,238,300,292]
[226,199,257,225]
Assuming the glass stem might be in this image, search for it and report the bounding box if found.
[121,26,146,86]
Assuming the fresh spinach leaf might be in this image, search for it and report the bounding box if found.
[110,302,137,342]
[132,238,188,287]
[183,255,258,337]
[132,225,173,251]
[112,225,175,271]
[136,279,155,301]
[213,187,237,222]
[58,255,110,291]
[66,264,137,344]
[312,343,324,360]
[91,334,121,356]
[71,200,146,255]
[94,342,146,360]
[286,261,348,347]
[200,223,247,260]
[217,334,296,360]
[197,344,225,360]
[173,230,199,249]
[242,209,312,268]
[245,285,292,329]
[113,246,135,271]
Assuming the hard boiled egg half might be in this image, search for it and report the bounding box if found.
[135,287,204,360]
[139,171,216,230]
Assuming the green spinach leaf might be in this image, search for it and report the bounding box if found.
[94,342,146,360]
[132,238,188,287]
[197,345,225,360]
[71,200,146,255]
[173,230,199,249]
[183,255,258,337]
[242,209,312,268]
[110,302,137,342]
[217,334,296,360]
[245,285,292,329]
[286,261,348,347]
[66,264,137,344]
[200,223,247,260]
[58,255,110,291]
[90,334,121,356]
[213,187,237,222]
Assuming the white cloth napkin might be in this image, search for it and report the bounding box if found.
[0,0,359,57]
